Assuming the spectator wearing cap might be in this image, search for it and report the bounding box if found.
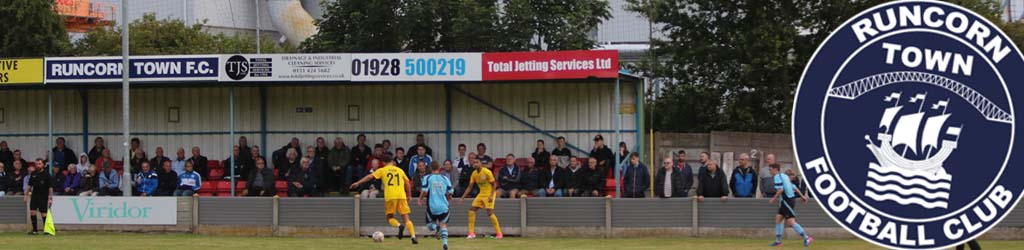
[87,137,106,164]
[189,147,210,180]
[675,150,695,197]
[246,158,276,197]
[697,160,729,202]
[552,137,572,168]
[589,135,614,170]
[408,134,433,157]
[532,140,551,169]
[655,157,685,198]
[475,143,493,169]
[620,153,649,198]
[51,137,78,170]
[288,157,319,197]
[496,154,522,198]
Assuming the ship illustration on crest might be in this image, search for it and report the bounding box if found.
[863,92,959,209]
[826,71,1017,209]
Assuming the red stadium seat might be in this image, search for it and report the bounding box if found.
[493,158,506,170]
[198,192,214,197]
[216,181,232,191]
[208,160,221,170]
[235,181,247,191]
[275,180,288,193]
[198,181,216,196]
[514,158,529,167]
[210,169,224,180]
[113,161,124,170]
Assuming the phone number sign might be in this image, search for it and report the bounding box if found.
[350,53,481,82]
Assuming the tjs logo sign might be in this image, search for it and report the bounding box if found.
[52,197,178,225]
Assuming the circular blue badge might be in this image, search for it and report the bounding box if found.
[793,1,1024,249]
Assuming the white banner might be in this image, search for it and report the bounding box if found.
[51,197,178,225]
[220,54,352,82]
[350,53,482,82]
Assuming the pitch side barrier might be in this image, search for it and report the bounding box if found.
[0,196,1021,239]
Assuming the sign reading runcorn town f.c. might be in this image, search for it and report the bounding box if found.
[793,1,1024,249]
[51,197,178,225]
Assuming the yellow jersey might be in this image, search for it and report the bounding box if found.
[372,164,410,200]
[470,167,495,197]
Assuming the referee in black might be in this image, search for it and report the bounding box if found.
[25,158,53,235]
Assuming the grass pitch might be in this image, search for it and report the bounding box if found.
[2,232,1021,249]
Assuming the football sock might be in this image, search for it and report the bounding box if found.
[405,221,416,237]
[30,215,37,231]
[468,211,476,234]
[775,223,783,242]
[441,228,449,246]
[388,218,400,227]
[489,214,502,235]
[792,223,807,239]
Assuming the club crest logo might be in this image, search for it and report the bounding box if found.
[793,1,1024,249]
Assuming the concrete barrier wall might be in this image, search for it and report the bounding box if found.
[0,196,1022,239]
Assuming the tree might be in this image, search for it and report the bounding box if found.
[630,0,1024,133]
[0,0,69,57]
[303,0,611,52]
[72,14,293,56]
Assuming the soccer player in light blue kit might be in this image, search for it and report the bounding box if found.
[768,163,812,247]
[418,161,454,250]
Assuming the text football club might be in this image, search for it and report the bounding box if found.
[793,1,1024,249]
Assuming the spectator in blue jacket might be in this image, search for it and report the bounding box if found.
[620,153,649,198]
[174,161,202,196]
[134,162,159,196]
[62,164,82,195]
[408,146,433,178]
[730,153,758,198]
[98,162,121,196]
[496,154,522,198]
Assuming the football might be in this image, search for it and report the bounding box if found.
[372,231,384,242]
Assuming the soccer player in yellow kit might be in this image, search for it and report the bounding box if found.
[459,157,503,239]
[351,154,418,244]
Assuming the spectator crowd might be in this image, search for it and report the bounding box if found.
[0,134,803,200]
